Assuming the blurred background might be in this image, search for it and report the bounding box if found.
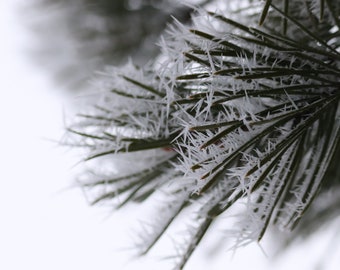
[1,0,339,269]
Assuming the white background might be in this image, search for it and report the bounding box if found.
[1,1,339,269]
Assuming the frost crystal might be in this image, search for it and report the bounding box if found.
[66,1,340,268]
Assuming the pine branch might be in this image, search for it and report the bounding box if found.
[65,1,340,268]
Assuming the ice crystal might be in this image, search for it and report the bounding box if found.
[65,1,340,269]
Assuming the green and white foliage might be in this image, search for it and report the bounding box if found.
[64,0,340,269]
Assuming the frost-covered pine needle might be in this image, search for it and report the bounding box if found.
[65,0,340,269]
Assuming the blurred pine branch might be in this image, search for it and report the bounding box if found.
[27,0,209,90]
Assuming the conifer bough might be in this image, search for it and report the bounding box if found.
[65,0,340,269]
